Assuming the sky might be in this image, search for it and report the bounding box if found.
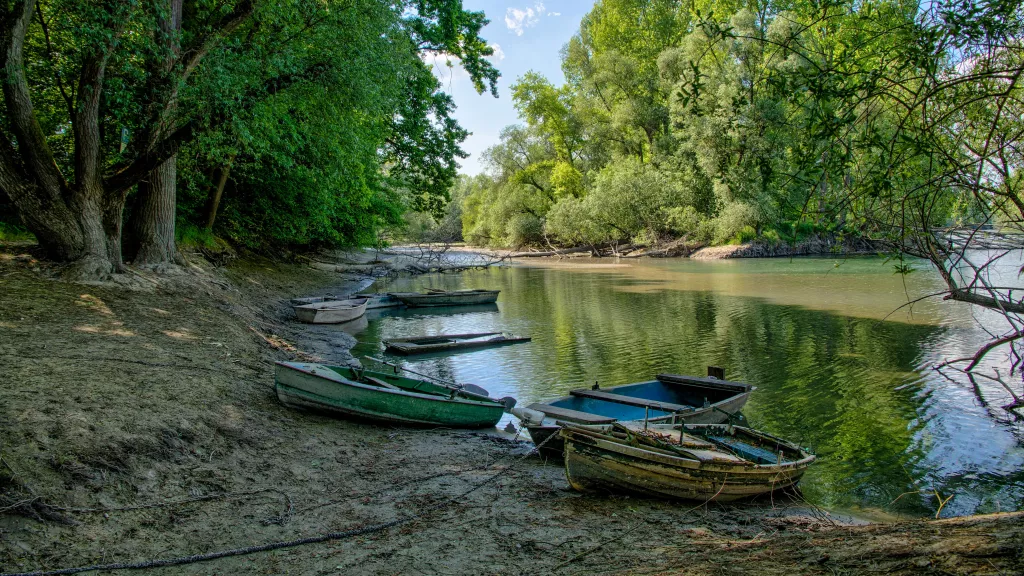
[427,1,594,175]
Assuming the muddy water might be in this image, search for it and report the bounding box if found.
[349,256,1024,519]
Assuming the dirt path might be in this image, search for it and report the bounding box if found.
[1,244,1021,575]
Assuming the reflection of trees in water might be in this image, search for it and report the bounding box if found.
[495,268,957,516]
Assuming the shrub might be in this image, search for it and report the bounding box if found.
[504,213,543,247]
[714,202,761,244]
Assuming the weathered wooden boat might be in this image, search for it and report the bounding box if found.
[561,422,815,501]
[390,289,500,307]
[354,293,403,309]
[523,370,753,461]
[293,298,368,324]
[274,362,508,427]
[384,332,531,355]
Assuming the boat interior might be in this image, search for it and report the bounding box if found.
[538,379,744,422]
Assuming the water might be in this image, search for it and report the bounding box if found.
[347,256,1024,519]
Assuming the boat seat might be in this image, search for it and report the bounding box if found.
[568,389,694,413]
[526,403,616,424]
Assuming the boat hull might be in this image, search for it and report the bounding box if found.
[391,290,499,307]
[293,299,368,324]
[562,426,813,502]
[274,362,504,428]
[527,380,752,461]
[385,335,531,355]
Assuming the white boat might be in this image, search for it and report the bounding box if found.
[293,298,369,324]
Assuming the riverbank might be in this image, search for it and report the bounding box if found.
[426,233,886,261]
[1,243,1022,575]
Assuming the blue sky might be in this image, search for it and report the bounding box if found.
[428,1,593,175]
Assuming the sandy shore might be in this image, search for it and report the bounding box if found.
[1,243,1021,575]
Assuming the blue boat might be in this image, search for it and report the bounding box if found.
[521,371,754,461]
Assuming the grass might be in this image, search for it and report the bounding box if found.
[0,221,35,242]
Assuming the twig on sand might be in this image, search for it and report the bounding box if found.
[554,521,646,570]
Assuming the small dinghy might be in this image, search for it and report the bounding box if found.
[561,422,815,502]
[384,332,531,355]
[522,369,753,461]
[390,289,500,307]
[293,298,368,324]
[275,362,512,427]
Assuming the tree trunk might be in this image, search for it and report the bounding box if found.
[129,155,179,265]
[128,0,183,267]
[204,156,234,231]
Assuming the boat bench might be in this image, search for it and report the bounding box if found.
[568,389,694,413]
[526,403,616,424]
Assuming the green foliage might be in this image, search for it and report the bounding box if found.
[2,0,501,257]
[454,0,1021,260]
[0,221,35,242]
[176,225,219,251]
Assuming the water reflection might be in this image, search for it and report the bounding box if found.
[351,258,1024,518]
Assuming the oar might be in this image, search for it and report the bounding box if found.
[363,356,516,411]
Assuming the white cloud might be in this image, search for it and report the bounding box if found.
[489,43,505,62]
[505,2,546,36]
[547,12,560,16]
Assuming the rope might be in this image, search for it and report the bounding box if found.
[1,431,557,576]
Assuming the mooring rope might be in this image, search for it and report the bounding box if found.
[1,432,557,576]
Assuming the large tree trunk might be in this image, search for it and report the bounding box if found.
[0,0,110,275]
[128,0,183,267]
[129,156,179,265]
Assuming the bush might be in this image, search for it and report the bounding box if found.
[504,213,543,247]
[545,197,608,245]
[585,157,685,242]
[714,202,761,244]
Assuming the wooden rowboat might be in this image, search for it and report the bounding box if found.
[384,332,531,355]
[390,289,500,307]
[524,371,753,461]
[561,422,815,501]
[293,298,368,324]
[274,362,507,427]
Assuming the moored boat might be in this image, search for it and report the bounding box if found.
[274,362,508,427]
[354,293,403,309]
[290,294,342,306]
[390,289,500,307]
[561,422,815,501]
[384,332,531,355]
[293,298,368,324]
[523,371,753,461]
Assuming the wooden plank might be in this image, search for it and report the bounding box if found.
[526,403,617,424]
[364,376,401,391]
[655,373,751,392]
[568,389,694,412]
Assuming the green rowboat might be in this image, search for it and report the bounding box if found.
[274,362,506,428]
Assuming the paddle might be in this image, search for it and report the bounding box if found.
[363,356,517,411]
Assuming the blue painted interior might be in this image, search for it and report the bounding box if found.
[549,396,675,420]
[596,380,735,407]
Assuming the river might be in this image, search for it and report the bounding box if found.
[345,255,1024,519]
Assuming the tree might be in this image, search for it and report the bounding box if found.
[0,0,498,276]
